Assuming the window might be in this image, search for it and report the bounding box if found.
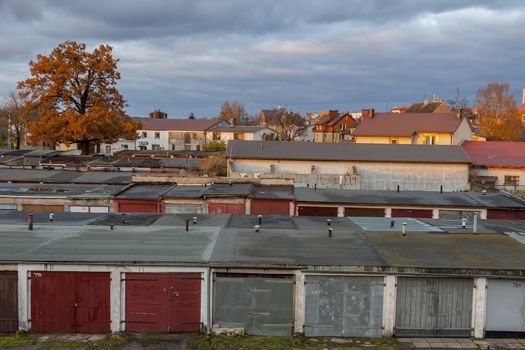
[121,144,128,150]
[425,136,437,145]
[138,146,147,150]
[155,132,160,139]
[105,145,111,154]
[141,131,147,138]
[152,144,160,150]
[391,139,398,144]
[340,124,346,131]
[504,175,519,185]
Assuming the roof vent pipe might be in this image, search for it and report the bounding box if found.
[402,222,407,236]
[440,185,443,194]
[28,214,33,231]
[185,219,190,232]
[326,219,331,226]
[462,218,466,229]
[49,213,54,222]
[254,225,260,232]
[328,227,333,238]
[397,185,400,193]
[192,217,198,224]
[473,213,478,234]
[258,215,262,225]
[110,224,114,230]
[390,220,395,228]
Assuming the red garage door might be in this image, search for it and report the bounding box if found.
[126,273,201,332]
[251,199,291,215]
[487,209,525,220]
[0,271,17,332]
[298,206,338,217]
[345,207,385,217]
[391,208,433,218]
[31,272,110,333]
[117,201,160,213]
[208,203,245,214]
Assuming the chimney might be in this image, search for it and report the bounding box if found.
[361,108,375,119]
[522,88,525,105]
[230,117,237,127]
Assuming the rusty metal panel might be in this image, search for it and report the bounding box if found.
[0,271,18,332]
[305,276,384,337]
[395,277,473,337]
[208,203,245,214]
[487,209,525,220]
[117,200,160,213]
[344,207,385,217]
[298,206,338,217]
[250,199,290,215]
[214,276,294,336]
[31,271,110,333]
[126,273,201,333]
[486,279,525,333]
[391,209,433,218]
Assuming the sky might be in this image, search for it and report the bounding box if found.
[0,0,524,118]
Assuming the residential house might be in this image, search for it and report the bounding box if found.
[351,110,474,145]
[206,125,277,143]
[405,97,451,113]
[258,107,285,128]
[313,110,358,143]
[462,140,525,192]
[520,88,525,125]
[226,140,471,191]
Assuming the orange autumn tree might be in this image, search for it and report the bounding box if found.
[18,41,141,154]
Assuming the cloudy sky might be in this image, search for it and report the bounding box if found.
[0,0,524,118]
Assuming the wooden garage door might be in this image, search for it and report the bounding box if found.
[298,206,338,217]
[344,207,385,217]
[251,199,290,215]
[208,203,245,214]
[125,273,201,332]
[31,272,110,333]
[22,204,64,212]
[0,271,18,332]
[391,209,433,218]
[117,202,159,213]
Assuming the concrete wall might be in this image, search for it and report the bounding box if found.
[229,159,469,191]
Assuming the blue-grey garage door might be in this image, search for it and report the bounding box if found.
[305,276,384,337]
[214,276,294,336]
[486,279,525,334]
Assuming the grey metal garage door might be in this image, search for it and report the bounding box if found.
[486,279,525,333]
[305,276,384,337]
[395,277,473,337]
[214,276,294,336]
[164,204,204,214]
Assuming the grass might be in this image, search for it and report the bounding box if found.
[0,332,33,348]
[191,333,410,350]
[88,335,126,349]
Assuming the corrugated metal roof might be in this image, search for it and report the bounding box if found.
[462,140,525,167]
[203,183,254,197]
[250,185,295,200]
[294,188,525,209]
[226,141,471,164]
[115,184,174,199]
[163,185,207,198]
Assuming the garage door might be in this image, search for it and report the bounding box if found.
[391,209,433,218]
[214,276,294,336]
[22,204,64,212]
[31,272,110,333]
[395,277,473,337]
[439,210,481,220]
[298,206,338,217]
[486,279,525,334]
[0,271,18,332]
[164,204,204,214]
[117,202,159,213]
[487,209,525,220]
[125,273,201,332]
[345,208,385,217]
[251,199,290,216]
[305,276,384,337]
[208,203,245,214]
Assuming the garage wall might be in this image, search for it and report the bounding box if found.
[0,271,18,332]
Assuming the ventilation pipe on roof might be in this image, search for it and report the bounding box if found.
[192,217,198,224]
[186,219,190,232]
[402,222,407,236]
[440,185,443,194]
[473,214,478,234]
[462,218,466,229]
[49,213,54,222]
[254,224,260,232]
[28,214,33,231]
[327,219,331,226]
[390,220,395,228]
[397,185,400,193]
[258,215,262,226]
[328,227,333,238]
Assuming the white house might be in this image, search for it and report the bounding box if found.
[206,125,277,143]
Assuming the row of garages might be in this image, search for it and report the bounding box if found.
[1,183,525,220]
[1,267,524,337]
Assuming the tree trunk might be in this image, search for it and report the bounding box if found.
[15,137,20,150]
[78,140,91,155]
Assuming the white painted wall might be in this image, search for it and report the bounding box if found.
[230,159,469,191]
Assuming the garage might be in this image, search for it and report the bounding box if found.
[31,272,110,333]
[391,208,433,218]
[487,209,525,220]
[213,275,294,336]
[250,199,291,216]
[298,206,338,217]
[164,204,205,214]
[344,207,385,217]
[125,272,201,333]
[116,200,161,213]
[22,204,64,212]
[395,277,473,337]
[304,276,384,337]
[485,279,525,336]
[439,210,481,220]
[69,206,109,213]
[208,203,245,214]
[0,271,18,332]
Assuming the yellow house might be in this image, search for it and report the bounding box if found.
[351,111,475,145]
